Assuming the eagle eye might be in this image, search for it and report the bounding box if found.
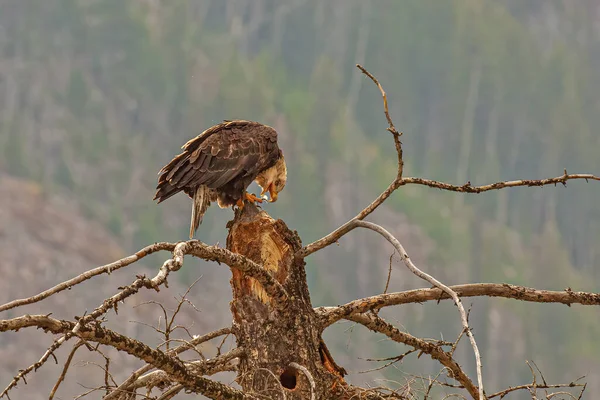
[275,179,281,186]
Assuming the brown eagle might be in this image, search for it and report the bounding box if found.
[154,120,287,238]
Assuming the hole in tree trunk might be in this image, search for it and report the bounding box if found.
[280,366,297,389]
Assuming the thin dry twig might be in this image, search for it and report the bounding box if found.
[130,348,243,392]
[0,242,176,313]
[105,326,232,400]
[297,65,403,259]
[156,385,184,400]
[488,383,585,399]
[298,68,599,260]
[349,313,479,399]
[358,349,417,374]
[352,220,485,400]
[49,340,86,400]
[289,362,315,400]
[1,329,71,397]
[0,315,254,400]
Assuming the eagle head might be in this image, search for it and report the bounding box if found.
[257,151,287,202]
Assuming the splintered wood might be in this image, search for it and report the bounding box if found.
[227,205,290,306]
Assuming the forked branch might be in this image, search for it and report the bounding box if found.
[352,220,485,400]
[298,65,599,259]
[349,313,479,399]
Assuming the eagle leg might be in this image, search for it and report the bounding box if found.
[236,192,264,209]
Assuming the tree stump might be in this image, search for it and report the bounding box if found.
[226,203,345,399]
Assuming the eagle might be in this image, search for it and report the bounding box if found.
[154,120,287,238]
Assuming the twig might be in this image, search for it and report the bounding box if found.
[289,362,315,400]
[49,340,86,400]
[384,251,394,295]
[1,330,72,398]
[130,348,243,391]
[297,69,599,260]
[358,349,417,374]
[349,313,479,399]
[157,385,184,400]
[0,242,176,313]
[488,382,585,399]
[352,220,485,400]
[105,326,232,400]
[355,64,403,174]
[297,65,404,259]
[399,173,600,194]
[424,369,447,400]
[0,315,255,400]
[318,283,600,327]
[0,241,190,398]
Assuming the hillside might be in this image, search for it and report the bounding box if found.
[0,175,233,399]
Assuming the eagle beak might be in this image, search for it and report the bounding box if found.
[267,182,278,203]
[269,185,278,202]
[260,185,269,199]
[260,182,278,202]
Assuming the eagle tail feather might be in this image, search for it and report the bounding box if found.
[190,186,209,239]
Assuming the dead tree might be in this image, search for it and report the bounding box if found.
[1,65,598,400]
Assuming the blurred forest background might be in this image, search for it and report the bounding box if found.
[0,0,599,399]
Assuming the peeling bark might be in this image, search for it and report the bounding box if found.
[226,204,346,400]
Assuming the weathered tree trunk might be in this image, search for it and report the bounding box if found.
[226,204,346,400]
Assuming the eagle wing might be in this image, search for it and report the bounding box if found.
[154,120,279,204]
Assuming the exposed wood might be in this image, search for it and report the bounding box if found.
[226,203,348,399]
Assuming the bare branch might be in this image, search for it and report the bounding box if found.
[297,65,405,259]
[355,64,403,174]
[128,348,242,393]
[187,240,288,303]
[49,340,86,400]
[1,239,287,315]
[351,220,485,400]
[399,173,600,194]
[105,326,233,400]
[0,315,254,400]
[318,283,600,327]
[2,328,73,397]
[0,242,176,313]
[289,362,315,400]
[157,385,184,400]
[3,243,193,399]
[297,68,600,260]
[488,363,585,399]
[488,382,585,399]
[349,313,479,400]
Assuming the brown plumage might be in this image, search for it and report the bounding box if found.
[154,120,287,238]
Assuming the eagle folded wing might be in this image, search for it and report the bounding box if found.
[154,122,270,204]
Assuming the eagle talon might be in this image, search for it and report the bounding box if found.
[236,192,263,209]
[245,192,263,203]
